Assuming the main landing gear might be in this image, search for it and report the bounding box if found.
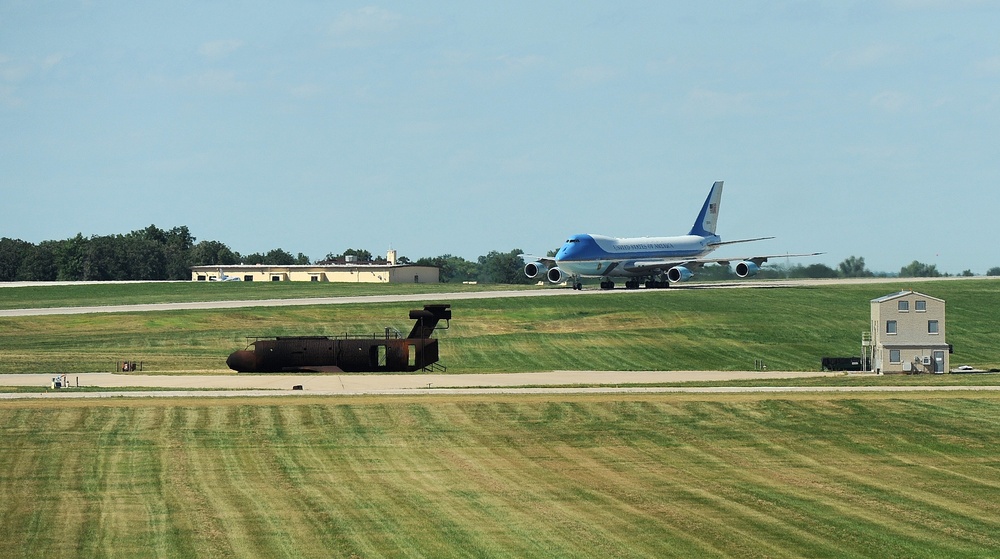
[600,279,671,290]
[583,277,672,290]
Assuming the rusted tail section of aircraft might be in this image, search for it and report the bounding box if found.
[226,304,451,373]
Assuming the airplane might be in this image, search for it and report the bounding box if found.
[523,180,821,290]
[210,268,241,282]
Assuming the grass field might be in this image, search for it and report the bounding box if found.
[3,393,1000,558]
[1,279,998,374]
[4,281,1000,557]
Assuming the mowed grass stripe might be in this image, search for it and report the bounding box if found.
[423,401,595,555]
[4,396,1000,557]
[263,406,373,558]
[169,406,241,558]
[675,399,1000,556]
[488,402,702,556]
[0,408,60,557]
[527,403,824,557]
[199,406,299,557]
[324,404,442,556]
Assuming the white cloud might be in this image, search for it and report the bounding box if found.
[151,70,246,95]
[191,70,246,94]
[845,143,907,160]
[495,54,544,73]
[0,53,64,84]
[0,54,60,107]
[0,84,22,108]
[41,53,64,70]
[887,0,989,10]
[328,6,402,47]
[869,90,911,112]
[565,65,619,87]
[826,43,902,70]
[289,83,322,99]
[199,39,244,60]
[0,55,29,83]
[974,56,1000,76]
[486,54,544,83]
[644,56,679,75]
[683,88,753,118]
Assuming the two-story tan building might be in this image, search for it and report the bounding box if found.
[870,290,949,374]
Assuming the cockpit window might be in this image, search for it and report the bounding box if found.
[565,239,580,243]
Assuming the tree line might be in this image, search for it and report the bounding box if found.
[1,226,198,281]
[1,227,997,283]
[0,225,535,284]
[699,256,1000,281]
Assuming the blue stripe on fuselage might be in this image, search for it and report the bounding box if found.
[555,233,714,263]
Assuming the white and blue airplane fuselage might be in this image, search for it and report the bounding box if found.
[554,233,716,279]
[524,181,819,290]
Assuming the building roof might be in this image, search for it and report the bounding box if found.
[871,290,944,303]
[190,263,434,271]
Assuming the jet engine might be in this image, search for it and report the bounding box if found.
[524,261,548,279]
[735,261,760,278]
[666,266,693,283]
[546,267,567,284]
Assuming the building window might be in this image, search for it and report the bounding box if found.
[890,349,901,363]
[197,275,207,281]
[886,320,897,334]
[915,300,926,312]
[898,300,909,312]
[310,276,319,282]
[928,320,939,334]
[271,275,281,281]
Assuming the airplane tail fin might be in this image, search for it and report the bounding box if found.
[689,181,724,237]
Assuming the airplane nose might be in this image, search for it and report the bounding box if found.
[226,350,257,372]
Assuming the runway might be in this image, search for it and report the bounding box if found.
[3,370,997,400]
[1,370,839,393]
[0,288,611,317]
[1,276,987,318]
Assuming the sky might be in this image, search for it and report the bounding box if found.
[2,1,999,274]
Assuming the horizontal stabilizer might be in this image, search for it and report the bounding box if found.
[707,236,775,248]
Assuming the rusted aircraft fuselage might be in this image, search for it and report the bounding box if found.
[226,304,451,373]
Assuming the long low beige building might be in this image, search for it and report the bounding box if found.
[191,251,439,284]
[191,264,439,283]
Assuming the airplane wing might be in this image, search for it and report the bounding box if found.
[624,252,824,274]
[520,254,557,267]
